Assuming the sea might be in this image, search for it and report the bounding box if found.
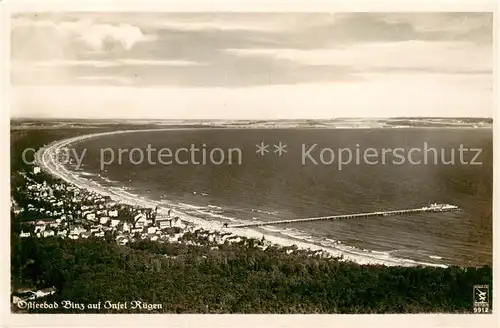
[68,128,492,267]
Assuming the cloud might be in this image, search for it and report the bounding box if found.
[10,12,493,118]
[11,57,203,86]
[151,20,285,33]
[12,73,492,119]
[382,13,492,35]
[11,16,155,56]
[138,13,337,33]
[12,59,201,68]
[117,59,201,66]
[225,41,492,74]
[80,22,151,51]
[27,60,119,68]
[76,76,134,84]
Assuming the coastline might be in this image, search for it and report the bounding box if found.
[34,128,448,268]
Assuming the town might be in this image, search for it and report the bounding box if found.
[11,164,337,309]
[13,167,184,245]
[11,166,302,254]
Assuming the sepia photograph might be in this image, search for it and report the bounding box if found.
[5,4,496,324]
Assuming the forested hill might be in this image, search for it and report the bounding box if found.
[11,233,492,314]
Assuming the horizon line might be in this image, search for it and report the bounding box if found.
[10,116,494,121]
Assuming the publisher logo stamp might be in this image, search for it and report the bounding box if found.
[473,285,490,313]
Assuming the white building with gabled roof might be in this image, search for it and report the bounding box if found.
[172,217,184,228]
[156,218,170,229]
[34,223,46,233]
[42,230,55,238]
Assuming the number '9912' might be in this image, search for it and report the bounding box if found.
[473,307,489,313]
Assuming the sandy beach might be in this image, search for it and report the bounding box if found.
[35,128,447,268]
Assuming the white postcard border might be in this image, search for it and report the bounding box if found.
[1,1,498,327]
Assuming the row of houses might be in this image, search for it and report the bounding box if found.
[16,167,207,247]
[12,286,57,306]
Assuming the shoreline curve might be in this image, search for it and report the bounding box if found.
[34,128,447,268]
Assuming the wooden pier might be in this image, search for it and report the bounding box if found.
[225,204,459,229]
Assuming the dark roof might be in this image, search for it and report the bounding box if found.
[14,288,34,293]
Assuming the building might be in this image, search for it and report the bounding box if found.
[69,225,85,235]
[171,217,183,228]
[156,218,170,229]
[34,222,46,233]
[34,287,57,298]
[42,230,55,238]
[131,227,143,234]
[116,236,128,245]
[12,288,37,304]
[134,213,147,228]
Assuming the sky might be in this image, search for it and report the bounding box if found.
[10,12,493,119]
